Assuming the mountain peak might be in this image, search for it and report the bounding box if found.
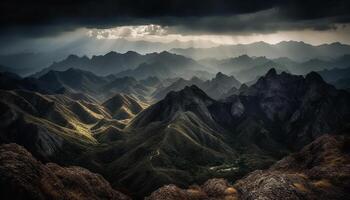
[159,51,172,56]
[165,84,212,102]
[239,83,248,91]
[215,72,226,79]
[265,68,277,77]
[184,84,200,90]
[236,54,251,61]
[105,51,118,56]
[180,84,203,95]
[124,51,140,56]
[66,54,80,60]
[130,84,215,128]
[190,76,203,82]
[305,71,325,83]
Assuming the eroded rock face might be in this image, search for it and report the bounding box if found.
[146,178,238,200]
[235,171,316,200]
[0,143,130,200]
[235,135,350,200]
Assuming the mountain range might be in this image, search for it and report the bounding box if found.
[2,41,350,80]
[152,72,241,100]
[199,54,350,82]
[1,68,168,103]
[1,50,338,88]
[0,67,349,198]
[171,41,350,61]
[0,38,218,76]
[32,51,213,80]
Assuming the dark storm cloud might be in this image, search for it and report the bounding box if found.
[0,0,350,37]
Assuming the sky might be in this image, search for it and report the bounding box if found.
[1,0,350,54]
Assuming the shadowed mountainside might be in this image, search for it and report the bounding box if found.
[0,69,349,198]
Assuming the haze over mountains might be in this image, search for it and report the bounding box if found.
[0,38,218,76]
[171,41,350,61]
[27,48,350,89]
[1,41,350,78]
[2,41,350,90]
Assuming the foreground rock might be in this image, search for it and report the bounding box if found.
[146,178,238,200]
[0,143,130,200]
[235,134,350,200]
[147,135,350,200]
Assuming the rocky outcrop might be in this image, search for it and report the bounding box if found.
[235,135,350,200]
[147,135,350,200]
[0,143,130,200]
[147,178,238,200]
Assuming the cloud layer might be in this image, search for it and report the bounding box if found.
[1,0,350,37]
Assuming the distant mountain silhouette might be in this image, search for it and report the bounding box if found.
[0,53,62,76]
[115,51,212,79]
[38,68,109,94]
[27,68,163,102]
[218,55,271,74]
[199,54,350,82]
[0,71,55,94]
[153,72,241,100]
[317,67,350,85]
[171,41,350,61]
[33,51,213,80]
[233,60,288,82]
[33,51,149,77]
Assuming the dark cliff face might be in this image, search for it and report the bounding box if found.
[0,143,130,200]
[210,69,350,150]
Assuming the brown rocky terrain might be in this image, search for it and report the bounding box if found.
[146,178,238,200]
[147,134,350,200]
[0,143,130,200]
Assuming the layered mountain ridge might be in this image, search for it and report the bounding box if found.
[0,67,349,198]
[171,41,350,61]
